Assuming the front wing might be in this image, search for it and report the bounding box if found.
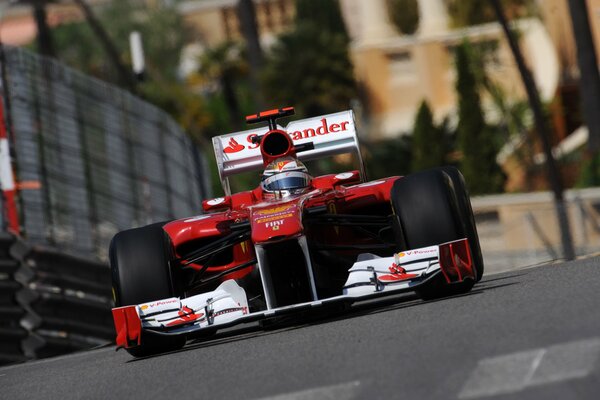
[112,238,474,350]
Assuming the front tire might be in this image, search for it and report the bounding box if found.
[391,168,478,299]
[110,222,186,356]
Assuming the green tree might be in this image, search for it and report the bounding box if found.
[51,1,216,142]
[387,0,420,35]
[262,0,356,117]
[577,153,600,187]
[53,1,188,84]
[295,0,349,40]
[455,42,504,194]
[364,136,412,180]
[411,100,445,171]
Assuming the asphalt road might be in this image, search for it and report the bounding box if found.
[2,258,600,400]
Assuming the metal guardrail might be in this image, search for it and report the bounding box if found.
[0,233,27,365]
[0,232,112,366]
[0,45,215,365]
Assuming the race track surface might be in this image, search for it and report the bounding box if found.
[2,257,600,400]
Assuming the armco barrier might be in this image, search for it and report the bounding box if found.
[0,233,27,365]
[0,233,112,366]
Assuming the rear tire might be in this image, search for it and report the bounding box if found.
[110,222,186,356]
[391,168,477,299]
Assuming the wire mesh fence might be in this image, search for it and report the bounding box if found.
[0,46,210,261]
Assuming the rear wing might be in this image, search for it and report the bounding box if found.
[212,110,365,195]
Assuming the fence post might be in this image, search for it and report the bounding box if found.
[0,96,19,234]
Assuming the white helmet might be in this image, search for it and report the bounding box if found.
[261,157,312,199]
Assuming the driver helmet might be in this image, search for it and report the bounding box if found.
[261,156,312,199]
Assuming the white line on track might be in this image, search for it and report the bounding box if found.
[254,380,361,400]
[459,337,600,398]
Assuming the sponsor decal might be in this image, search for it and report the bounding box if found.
[223,118,351,155]
[166,305,205,327]
[254,205,293,216]
[223,137,245,154]
[140,298,179,311]
[256,213,293,224]
[397,248,437,258]
[288,118,350,141]
[276,160,291,171]
[206,197,226,206]
[265,219,284,230]
[378,263,418,283]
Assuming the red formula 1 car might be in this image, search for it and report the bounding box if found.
[111,107,483,356]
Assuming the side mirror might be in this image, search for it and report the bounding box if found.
[202,196,232,212]
[332,170,361,186]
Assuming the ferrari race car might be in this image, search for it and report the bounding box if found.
[111,107,483,356]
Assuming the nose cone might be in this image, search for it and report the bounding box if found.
[250,202,303,244]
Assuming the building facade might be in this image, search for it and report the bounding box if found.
[339,0,562,139]
[2,0,598,143]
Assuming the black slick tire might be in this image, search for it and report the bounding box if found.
[110,222,186,357]
[391,168,478,299]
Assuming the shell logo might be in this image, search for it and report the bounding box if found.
[397,252,406,258]
[140,305,149,310]
[255,205,292,215]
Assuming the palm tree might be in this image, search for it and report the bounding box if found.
[491,0,574,259]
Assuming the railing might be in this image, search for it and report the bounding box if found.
[0,45,210,262]
[472,187,600,272]
[0,233,113,365]
[0,46,211,365]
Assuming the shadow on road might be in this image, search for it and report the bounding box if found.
[126,277,522,363]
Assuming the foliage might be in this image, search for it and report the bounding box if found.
[387,0,420,35]
[455,42,504,194]
[53,1,188,83]
[262,0,356,117]
[411,101,446,172]
[51,1,218,145]
[363,136,412,180]
[295,0,349,41]
[139,81,210,143]
[444,0,535,27]
[576,152,600,187]
[51,21,104,77]
[197,41,249,131]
